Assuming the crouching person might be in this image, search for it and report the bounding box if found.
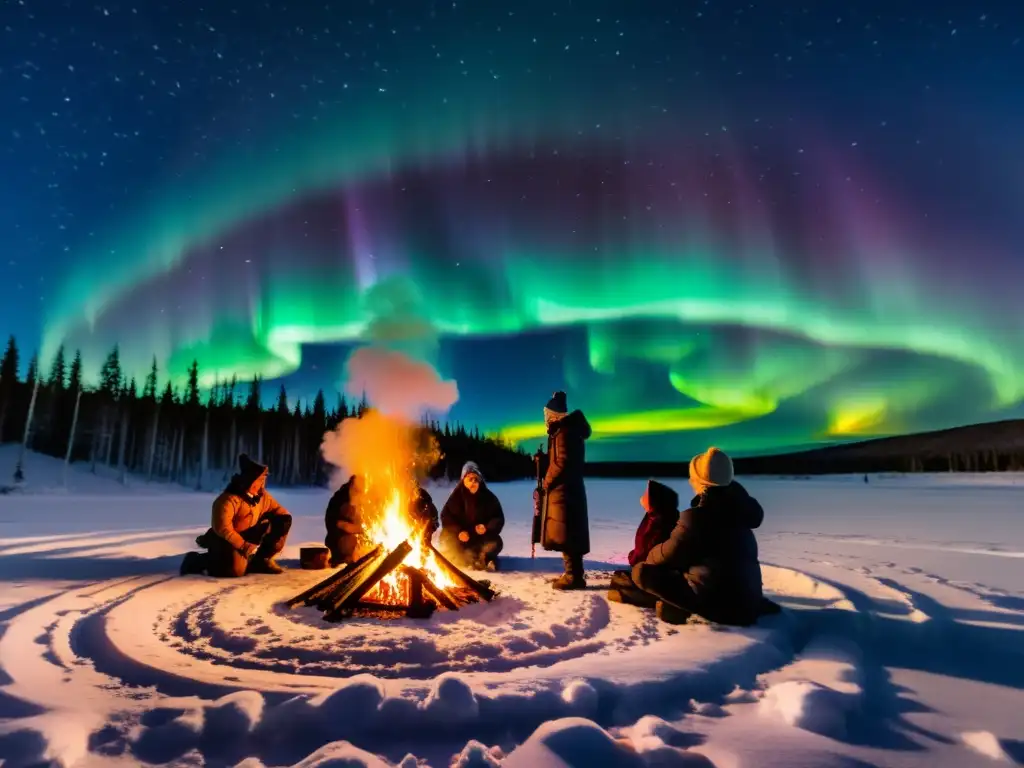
[608,480,680,607]
[325,474,364,566]
[439,462,505,571]
[632,447,766,626]
[180,454,292,577]
[410,484,440,545]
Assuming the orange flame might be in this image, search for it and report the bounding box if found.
[321,408,453,605]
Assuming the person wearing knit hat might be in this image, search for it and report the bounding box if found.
[628,446,778,626]
[181,453,293,578]
[608,479,681,607]
[688,447,734,493]
[537,390,593,589]
[439,461,506,571]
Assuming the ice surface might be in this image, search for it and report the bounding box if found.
[0,445,1022,767]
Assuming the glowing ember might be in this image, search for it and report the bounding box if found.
[358,485,457,605]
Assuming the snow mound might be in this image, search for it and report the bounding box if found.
[451,739,505,767]
[961,731,1014,762]
[504,717,715,767]
[758,680,858,739]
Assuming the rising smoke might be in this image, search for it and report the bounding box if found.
[320,276,459,489]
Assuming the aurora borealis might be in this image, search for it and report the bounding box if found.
[4,2,1024,460]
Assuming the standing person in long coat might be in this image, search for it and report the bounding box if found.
[538,390,592,589]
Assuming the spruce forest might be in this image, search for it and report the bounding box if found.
[0,336,535,489]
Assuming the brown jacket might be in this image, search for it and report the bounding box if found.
[212,489,289,551]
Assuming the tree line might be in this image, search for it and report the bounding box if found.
[0,335,534,489]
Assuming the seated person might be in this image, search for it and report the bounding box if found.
[324,474,365,566]
[608,479,680,607]
[631,447,773,626]
[180,454,292,577]
[409,483,440,545]
[439,462,505,570]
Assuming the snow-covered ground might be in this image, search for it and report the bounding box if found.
[0,447,1022,767]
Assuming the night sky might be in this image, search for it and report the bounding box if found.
[3,1,1023,461]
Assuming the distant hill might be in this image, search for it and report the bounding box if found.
[586,419,1024,478]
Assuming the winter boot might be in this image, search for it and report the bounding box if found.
[551,554,586,590]
[249,556,285,575]
[179,551,208,576]
[655,600,691,625]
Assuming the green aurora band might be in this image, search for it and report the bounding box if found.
[40,98,1024,459]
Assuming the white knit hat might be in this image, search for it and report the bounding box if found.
[689,447,734,488]
[461,461,484,483]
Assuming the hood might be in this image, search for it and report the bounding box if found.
[695,482,764,529]
[547,409,592,440]
[646,479,679,515]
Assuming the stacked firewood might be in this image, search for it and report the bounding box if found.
[286,541,495,621]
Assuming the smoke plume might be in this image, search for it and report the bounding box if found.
[320,276,459,487]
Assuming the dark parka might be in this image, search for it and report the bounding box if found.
[410,486,440,542]
[325,477,361,534]
[441,482,505,539]
[324,476,362,561]
[540,409,592,554]
[644,481,764,621]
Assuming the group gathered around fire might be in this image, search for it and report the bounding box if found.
[179,390,780,626]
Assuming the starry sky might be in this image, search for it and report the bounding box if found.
[3,1,1024,461]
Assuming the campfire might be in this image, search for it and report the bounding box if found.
[288,411,495,621]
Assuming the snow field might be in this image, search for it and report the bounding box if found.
[0,450,1021,767]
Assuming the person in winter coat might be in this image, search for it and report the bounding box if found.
[608,480,680,606]
[439,461,506,570]
[180,454,292,577]
[324,474,365,566]
[631,447,768,625]
[410,484,440,545]
[538,390,592,589]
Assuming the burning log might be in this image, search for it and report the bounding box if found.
[286,538,497,622]
[418,570,459,610]
[427,542,497,601]
[313,547,389,611]
[324,541,414,621]
[285,544,384,608]
[402,566,436,619]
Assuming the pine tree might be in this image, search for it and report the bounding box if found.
[160,381,175,407]
[0,336,19,441]
[276,384,289,415]
[99,345,122,398]
[26,353,39,385]
[185,360,201,409]
[68,350,83,393]
[0,336,18,385]
[312,389,326,429]
[246,375,262,412]
[337,393,349,420]
[48,345,67,390]
[143,356,158,401]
